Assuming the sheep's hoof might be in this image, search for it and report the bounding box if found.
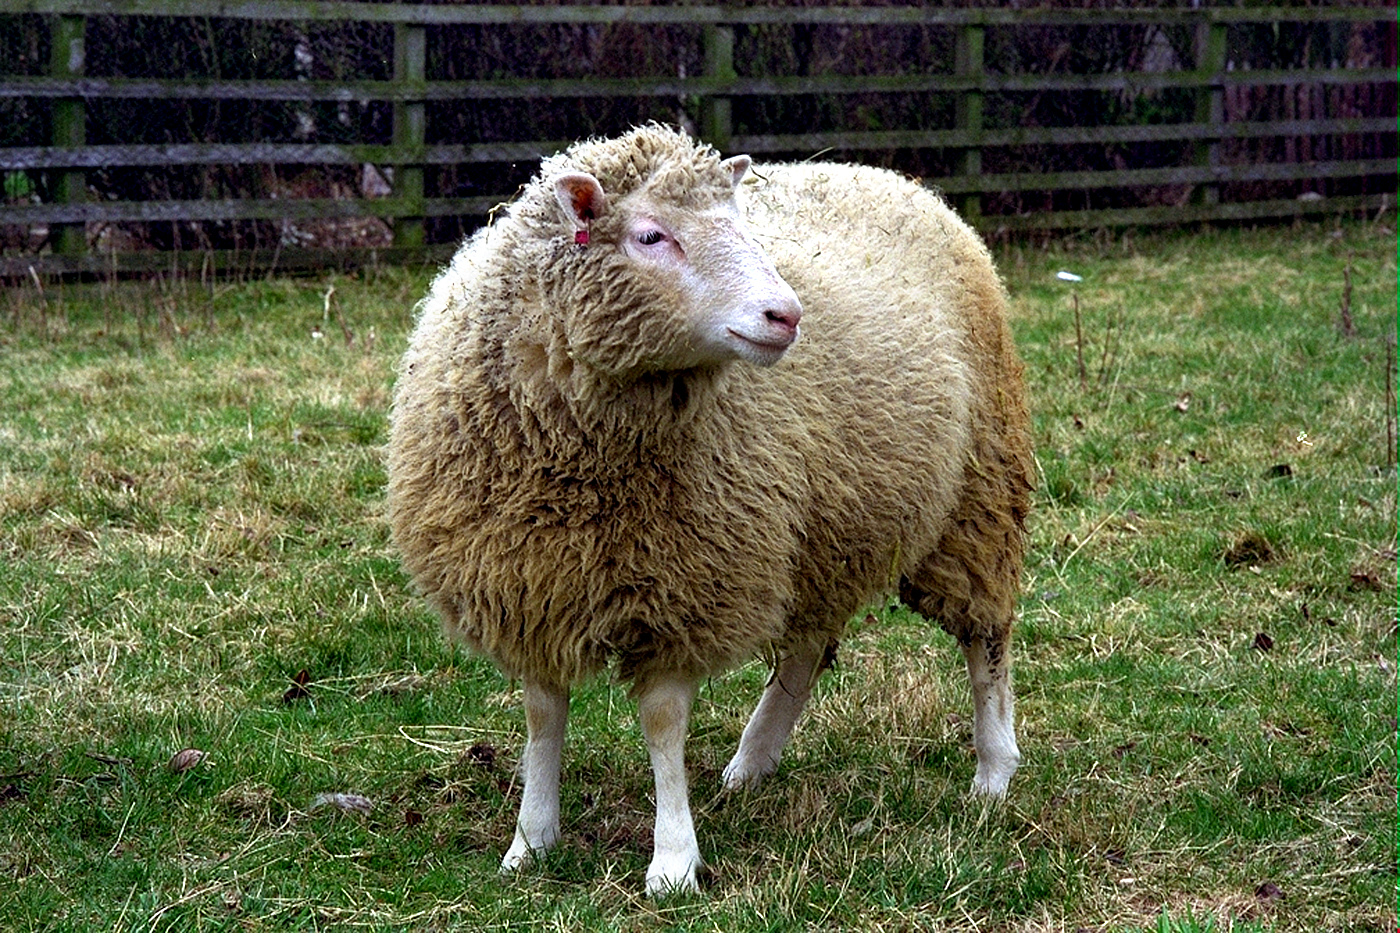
[645,851,702,897]
[499,831,556,875]
[499,847,533,875]
[970,758,1019,798]
[720,752,778,791]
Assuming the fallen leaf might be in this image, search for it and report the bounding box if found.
[404,808,424,827]
[168,748,207,773]
[1255,880,1285,903]
[1349,569,1384,591]
[467,742,496,769]
[281,669,312,704]
[1253,632,1274,652]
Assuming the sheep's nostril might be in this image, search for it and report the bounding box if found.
[765,305,802,332]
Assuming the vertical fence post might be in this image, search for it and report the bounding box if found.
[954,21,985,221]
[1192,18,1227,207]
[49,13,86,256]
[701,23,734,152]
[394,21,426,249]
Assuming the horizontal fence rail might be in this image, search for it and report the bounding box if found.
[0,1,1395,277]
[7,1,1395,26]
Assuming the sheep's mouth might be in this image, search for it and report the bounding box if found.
[725,328,796,367]
[727,328,796,353]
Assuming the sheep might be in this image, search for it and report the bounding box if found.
[386,125,1032,896]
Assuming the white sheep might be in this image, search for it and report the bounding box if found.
[386,125,1032,895]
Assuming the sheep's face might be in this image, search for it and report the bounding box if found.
[552,155,803,376]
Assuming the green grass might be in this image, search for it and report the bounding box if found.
[1,220,1395,931]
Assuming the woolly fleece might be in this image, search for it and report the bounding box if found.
[386,126,1032,694]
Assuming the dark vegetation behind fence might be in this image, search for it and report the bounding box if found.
[0,1,1395,277]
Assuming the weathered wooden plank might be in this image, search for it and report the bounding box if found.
[1,194,507,224]
[0,141,571,169]
[1193,20,1229,207]
[5,118,1393,170]
[7,158,1387,227]
[0,76,713,101]
[0,243,461,280]
[977,193,1391,233]
[4,0,1392,28]
[700,24,735,152]
[48,13,85,255]
[732,118,1400,155]
[934,158,1397,195]
[953,22,985,220]
[392,21,426,249]
[3,68,1393,103]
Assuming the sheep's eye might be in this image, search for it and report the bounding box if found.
[636,230,666,246]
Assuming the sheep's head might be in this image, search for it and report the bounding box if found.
[539,127,802,377]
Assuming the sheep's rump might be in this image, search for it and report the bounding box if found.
[387,157,1028,690]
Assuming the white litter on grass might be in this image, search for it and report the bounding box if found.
[1056,271,1083,282]
[309,792,374,815]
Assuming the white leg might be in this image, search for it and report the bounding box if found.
[637,674,702,897]
[962,634,1020,796]
[721,641,825,790]
[500,679,569,873]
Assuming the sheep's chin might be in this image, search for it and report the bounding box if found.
[725,328,798,367]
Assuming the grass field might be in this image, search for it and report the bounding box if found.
[1,219,1395,931]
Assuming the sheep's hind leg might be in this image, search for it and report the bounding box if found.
[962,633,1020,797]
[500,678,569,873]
[721,639,827,790]
[637,674,702,896]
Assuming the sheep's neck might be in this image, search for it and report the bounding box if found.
[508,358,725,478]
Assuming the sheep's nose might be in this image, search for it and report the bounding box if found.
[764,301,802,335]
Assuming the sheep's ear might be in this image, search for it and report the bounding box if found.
[554,172,606,233]
[721,155,752,188]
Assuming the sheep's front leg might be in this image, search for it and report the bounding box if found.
[721,640,825,789]
[500,678,569,873]
[962,633,1020,796]
[637,674,702,896]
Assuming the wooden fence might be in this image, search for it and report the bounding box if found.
[0,1,1395,277]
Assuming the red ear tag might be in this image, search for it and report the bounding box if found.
[574,229,590,246]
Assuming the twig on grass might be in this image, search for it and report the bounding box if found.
[1073,291,1087,391]
[145,882,230,929]
[323,284,354,347]
[26,264,48,337]
[1053,497,1134,584]
[105,800,137,859]
[1387,329,1397,471]
[1096,303,1120,390]
[1338,254,1355,337]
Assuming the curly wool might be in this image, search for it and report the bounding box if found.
[387,126,1031,693]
